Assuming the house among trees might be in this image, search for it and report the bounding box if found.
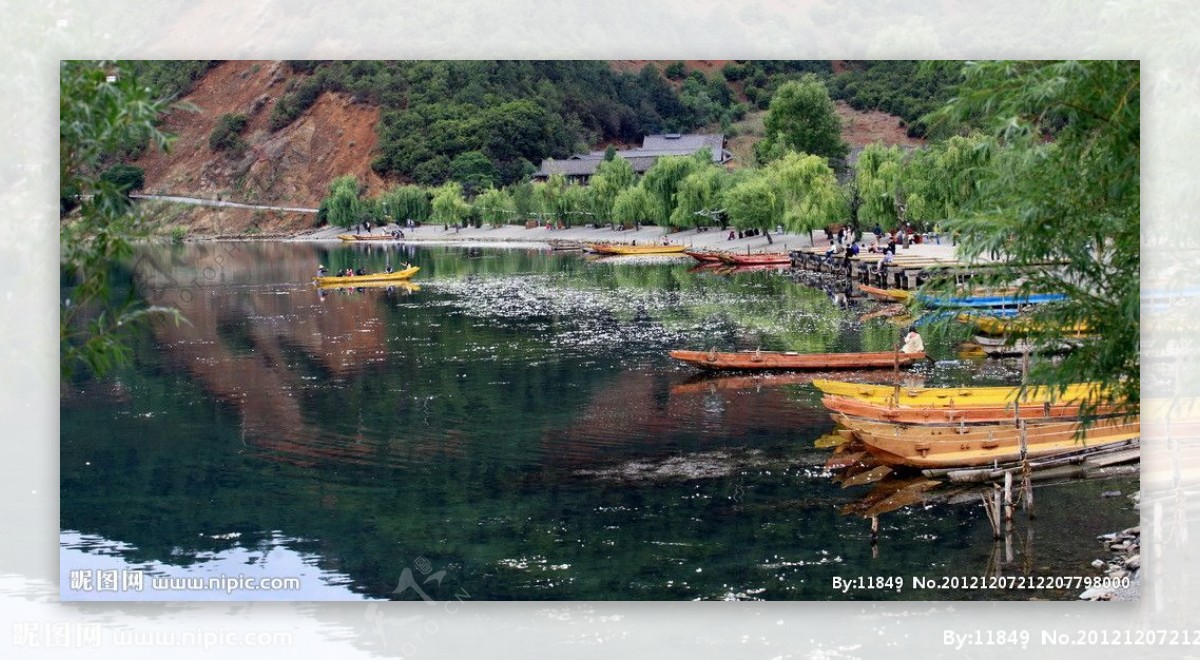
[532,133,733,184]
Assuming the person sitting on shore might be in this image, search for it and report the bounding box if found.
[355,267,366,276]
[317,264,328,277]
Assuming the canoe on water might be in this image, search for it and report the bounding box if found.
[973,334,1081,357]
[337,233,402,242]
[683,250,726,262]
[314,266,420,287]
[916,292,1066,309]
[811,379,1106,407]
[669,349,926,371]
[591,244,687,255]
[859,285,912,302]
[718,252,792,265]
[820,394,1120,425]
[957,312,1090,336]
[853,417,1140,469]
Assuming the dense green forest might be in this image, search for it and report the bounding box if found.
[125,60,954,188]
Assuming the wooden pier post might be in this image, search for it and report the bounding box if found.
[1003,470,1014,523]
[870,515,879,544]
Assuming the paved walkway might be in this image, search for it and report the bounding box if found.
[295,222,959,260]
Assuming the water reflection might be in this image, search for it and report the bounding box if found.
[60,242,1137,600]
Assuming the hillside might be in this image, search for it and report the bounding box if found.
[133,60,930,235]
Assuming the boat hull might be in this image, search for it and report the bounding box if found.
[859,285,912,302]
[593,244,686,255]
[854,418,1140,468]
[718,253,792,265]
[683,250,726,262]
[669,349,925,371]
[811,379,1105,407]
[821,395,1118,425]
[314,266,420,286]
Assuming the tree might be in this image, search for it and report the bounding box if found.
[670,165,726,230]
[755,76,848,165]
[322,175,366,228]
[924,60,1140,414]
[640,154,704,226]
[472,187,515,227]
[611,186,657,230]
[853,143,907,231]
[60,61,179,379]
[588,155,635,227]
[724,174,781,239]
[448,150,498,196]
[431,182,470,228]
[377,184,431,224]
[766,151,847,242]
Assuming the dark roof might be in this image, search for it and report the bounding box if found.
[532,134,731,180]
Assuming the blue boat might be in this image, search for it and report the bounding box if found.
[915,292,1066,309]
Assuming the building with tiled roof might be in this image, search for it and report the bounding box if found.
[532,133,732,184]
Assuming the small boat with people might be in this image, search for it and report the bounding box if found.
[669,349,926,372]
[314,265,420,287]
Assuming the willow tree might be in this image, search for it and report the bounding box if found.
[640,153,704,226]
[853,143,908,232]
[323,175,367,228]
[766,151,847,244]
[611,186,657,230]
[925,60,1140,414]
[376,184,431,224]
[670,165,726,230]
[472,187,515,227]
[431,182,470,228]
[534,173,590,228]
[61,61,179,378]
[723,174,781,241]
[589,155,635,228]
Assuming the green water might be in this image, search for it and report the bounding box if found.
[60,241,1137,600]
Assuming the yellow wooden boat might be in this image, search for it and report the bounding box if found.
[957,313,1090,336]
[859,285,912,303]
[855,418,1140,468]
[314,266,419,287]
[599,244,687,256]
[811,378,1105,407]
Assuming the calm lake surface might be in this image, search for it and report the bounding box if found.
[60,241,1137,600]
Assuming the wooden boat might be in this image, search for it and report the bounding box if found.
[916,292,1066,309]
[336,233,401,242]
[718,252,792,266]
[684,249,726,263]
[859,285,912,303]
[957,312,1090,336]
[669,349,926,371]
[973,334,1079,357]
[593,244,686,256]
[854,417,1140,468]
[811,379,1105,407]
[314,266,420,286]
[821,395,1119,425]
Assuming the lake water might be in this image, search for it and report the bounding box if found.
[60,241,1137,600]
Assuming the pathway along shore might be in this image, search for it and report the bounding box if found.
[286,221,961,262]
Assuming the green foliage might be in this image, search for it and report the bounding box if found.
[322,175,366,228]
[99,164,145,195]
[853,143,907,230]
[724,174,780,232]
[923,60,1140,412]
[60,61,183,379]
[664,62,687,80]
[765,151,847,235]
[208,113,248,155]
[533,173,591,227]
[756,76,848,165]
[431,182,470,227]
[589,155,636,225]
[639,154,704,225]
[610,186,657,228]
[448,150,499,196]
[472,187,516,227]
[377,184,431,224]
[827,60,959,138]
[670,165,726,229]
[125,61,219,100]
